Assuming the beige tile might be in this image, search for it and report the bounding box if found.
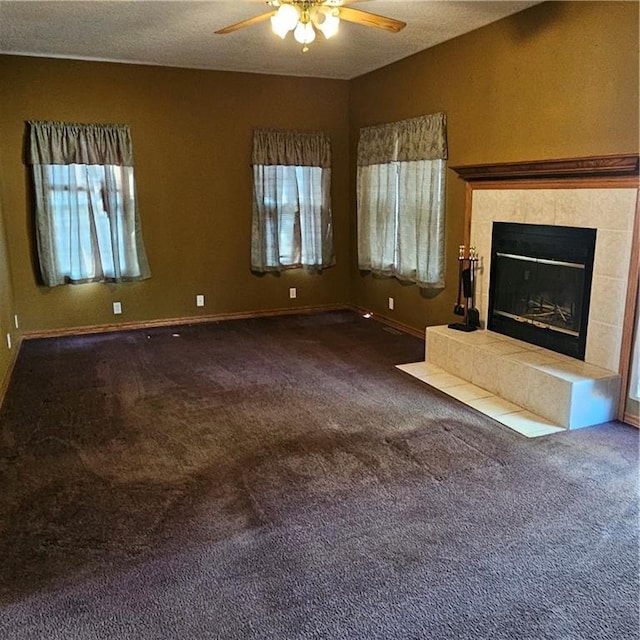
[536,359,617,381]
[439,326,478,346]
[496,190,527,222]
[554,188,636,231]
[592,189,637,231]
[470,348,502,394]
[423,372,467,390]
[525,367,572,426]
[470,219,491,256]
[521,190,557,225]
[425,329,449,367]
[481,341,530,357]
[585,321,623,372]
[472,190,523,221]
[553,190,603,229]
[593,229,633,280]
[443,383,493,402]
[589,275,627,327]
[497,335,542,351]
[495,411,566,438]
[454,328,502,346]
[468,395,523,417]
[505,350,565,366]
[396,361,445,379]
[445,339,473,379]
[471,190,496,218]
[496,356,531,408]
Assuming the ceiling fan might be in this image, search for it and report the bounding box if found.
[215,1,406,52]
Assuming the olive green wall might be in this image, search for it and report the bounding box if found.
[348,0,639,330]
[0,1,638,396]
[0,149,19,387]
[0,57,351,335]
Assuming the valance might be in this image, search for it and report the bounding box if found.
[357,112,447,166]
[252,128,331,168]
[27,121,134,166]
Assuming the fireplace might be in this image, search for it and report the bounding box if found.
[488,222,596,360]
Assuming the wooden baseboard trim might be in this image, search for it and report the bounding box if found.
[22,304,351,340]
[348,305,425,340]
[23,304,426,342]
[0,336,22,409]
[622,412,640,428]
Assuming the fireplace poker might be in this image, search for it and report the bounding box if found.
[454,244,465,316]
[467,247,481,328]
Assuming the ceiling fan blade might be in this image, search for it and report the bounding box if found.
[215,11,276,35]
[338,6,406,33]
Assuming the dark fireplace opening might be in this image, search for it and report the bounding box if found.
[488,222,596,360]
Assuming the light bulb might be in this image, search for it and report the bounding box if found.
[271,3,300,38]
[311,6,340,39]
[294,21,316,45]
[271,15,290,39]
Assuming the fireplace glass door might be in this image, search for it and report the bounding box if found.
[492,253,586,336]
[488,223,596,359]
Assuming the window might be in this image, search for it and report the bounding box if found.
[27,121,150,286]
[251,128,333,272]
[357,113,447,289]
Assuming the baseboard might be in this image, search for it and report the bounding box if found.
[347,305,425,340]
[622,412,640,428]
[0,336,22,409]
[22,304,351,340]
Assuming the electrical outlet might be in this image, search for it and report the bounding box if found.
[6,333,11,350]
[13,314,19,329]
[196,294,205,307]
[289,287,297,299]
[113,301,122,315]
[388,297,394,310]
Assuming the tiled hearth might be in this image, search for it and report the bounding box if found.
[398,326,621,438]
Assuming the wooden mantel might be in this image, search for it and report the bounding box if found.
[451,153,639,182]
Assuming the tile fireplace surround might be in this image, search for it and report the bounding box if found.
[399,156,639,437]
[471,187,636,372]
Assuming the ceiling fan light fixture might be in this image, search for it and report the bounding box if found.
[312,6,339,39]
[271,3,300,38]
[293,20,316,46]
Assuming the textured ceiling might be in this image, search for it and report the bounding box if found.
[0,1,542,80]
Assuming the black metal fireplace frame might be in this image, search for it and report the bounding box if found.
[488,222,597,360]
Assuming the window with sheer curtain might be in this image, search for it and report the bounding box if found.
[357,113,447,289]
[251,128,334,272]
[27,121,151,287]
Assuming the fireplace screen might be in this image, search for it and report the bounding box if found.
[488,223,596,359]
[492,253,585,336]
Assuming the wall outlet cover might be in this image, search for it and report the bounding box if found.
[113,302,122,315]
[196,294,205,307]
[289,288,297,299]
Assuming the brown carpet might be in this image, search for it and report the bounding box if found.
[0,310,637,639]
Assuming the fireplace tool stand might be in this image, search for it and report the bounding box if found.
[448,245,481,332]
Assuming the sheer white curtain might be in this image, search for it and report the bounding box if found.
[251,129,333,272]
[357,113,447,288]
[27,121,150,286]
